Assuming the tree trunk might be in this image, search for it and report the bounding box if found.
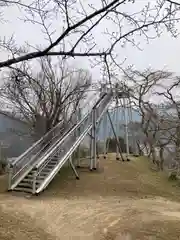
[150,146,156,164]
[175,125,180,168]
[159,147,164,171]
[136,142,143,156]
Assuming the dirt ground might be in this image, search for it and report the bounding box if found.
[1,154,180,240]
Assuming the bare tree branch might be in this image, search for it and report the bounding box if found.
[0,57,91,139]
[0,0,180,71]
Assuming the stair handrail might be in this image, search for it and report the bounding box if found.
[9,92,111,188]
[10,120,65,167]
[35,112,90,169]
[9,95,95,168]
[34,93,114,193]
[35,92,112,171]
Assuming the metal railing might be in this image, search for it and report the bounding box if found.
[8,90,101,189]
[33,92,114,193]
[9,90,114,191]
[36,125,92,193]
[8,116,77,188]
[35,92,112,169]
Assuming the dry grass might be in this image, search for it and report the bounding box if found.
[1,155,180,239]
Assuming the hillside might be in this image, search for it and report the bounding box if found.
[1,154,180,239]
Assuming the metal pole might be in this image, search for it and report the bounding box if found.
[92,109,97,170]
[90,128,93,171]
[128,98,138,156]
[76,107,81,168]
[115,97,120,160]
[106,118,111,155]
[69,155,80,179]
[96,125,100,169]
[123,97,130,160]
[8,166,13,190]
[103,112,108,159]
[96,124,99,159]
[107,111,124,161]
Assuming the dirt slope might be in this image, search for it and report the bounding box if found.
[1,155,180,239]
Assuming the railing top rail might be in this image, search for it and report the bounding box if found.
[36,92,113,170]
[11,91,112,168]
[92,93,107,109]
[35,112,90,169]
[10,120,63,167]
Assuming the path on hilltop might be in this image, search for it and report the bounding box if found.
[1,155,180,240]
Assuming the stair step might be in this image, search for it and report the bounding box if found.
[36,175,46,179]
[13,187,33,193]
[45,165,56,170]
[36,179,44,184]
[48,161,57,165]
[27,172,33,175]
[24,174,47,181]
[41,168,52,172]
[20,178,44,185]
[49,160,58,164]
[38,172,49,176]
[18,182,33,188]
[39,174,49,179]
[21,178,33,183]
[46,162,56,166]
[41,167,51,171]
[25,175,33,179]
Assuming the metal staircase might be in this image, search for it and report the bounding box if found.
[8,90,115,194]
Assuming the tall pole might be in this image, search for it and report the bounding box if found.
[123,97,130,161]
[128,98,138,156]
[115,97,120,160]
[96,124,100,160]
[89,128,93,171]
[103,112,108,159]
[106,122,111,155]
[76,107,81,168]
[92,109,97,170]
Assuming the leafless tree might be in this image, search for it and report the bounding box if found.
[0,0,180,80]
[125,69,175,170]
[155,77,180,171]
[1,56,91,140]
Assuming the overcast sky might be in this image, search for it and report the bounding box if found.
[1,0,180,104]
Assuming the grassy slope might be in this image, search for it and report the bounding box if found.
[99,156,180,240]
[1,155,180,239]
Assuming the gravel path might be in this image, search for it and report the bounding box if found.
[1,155,180,239]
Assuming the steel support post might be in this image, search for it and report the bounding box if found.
[103,112,108,159]
[89,128,93,171]
[107,111,124,161]
[96,127,100,169]
[76,107,81,168]
[123,98,130,161]
[92,109,97,170]
[128,98,138,156]
[115,98,120,160]
[95,121,100,160]
[106,122,111,155]
[69,155,80,179]
[96,126,100,160]
[8,166,13,190]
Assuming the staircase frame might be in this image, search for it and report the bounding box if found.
[8,88,131,194]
